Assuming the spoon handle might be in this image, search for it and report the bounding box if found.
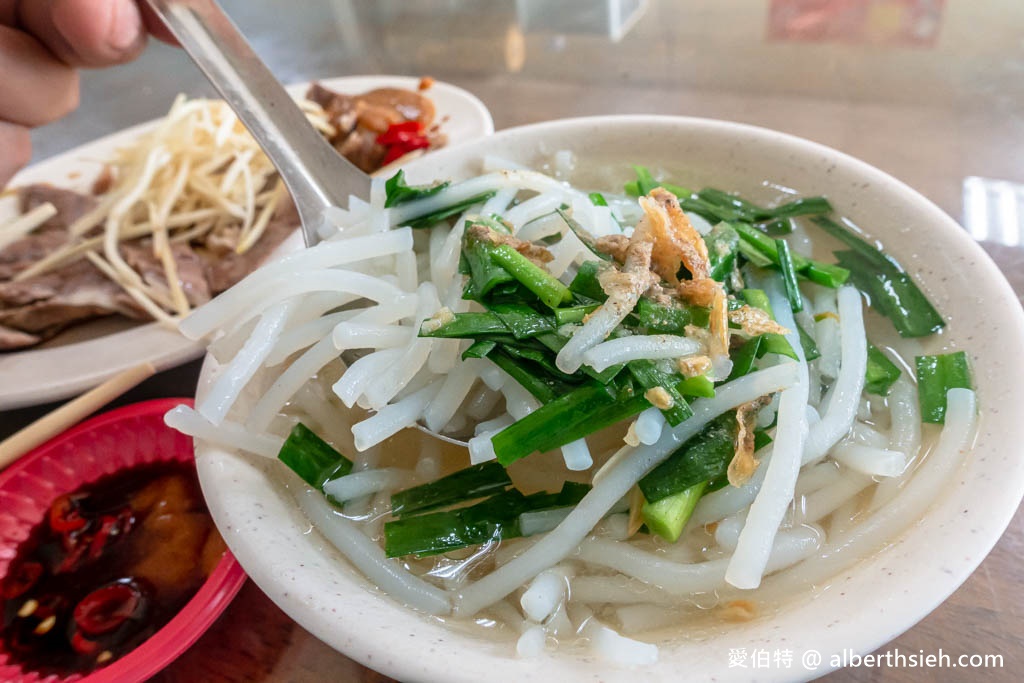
[146,0,370,245]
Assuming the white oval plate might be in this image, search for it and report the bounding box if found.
[0,75,494,410]
[194,117,1024,682]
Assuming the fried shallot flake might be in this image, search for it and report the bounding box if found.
[595,234,630,262]
[708,287,730,360]
[419,306,455,334]
[675,277,719,307]
[641,188,711,284]
[727,396,771,487]
[729,304,790,337]
[624,421,641,447]
[644,386,674,409]
[677,355,712,378]
[595,224,659,318]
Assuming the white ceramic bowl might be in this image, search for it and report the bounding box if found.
[194,116,1024,682]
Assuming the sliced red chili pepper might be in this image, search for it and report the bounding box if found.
[48,494,87,533]
[88,514,121,560]
[1,561,43,599]
[114,507,135,536]
[378,120,431,164]
[376,120,424,145]
[70,630,100,655]
[55,541,89,574]
[382,137,431,165]
[73,581,144,636]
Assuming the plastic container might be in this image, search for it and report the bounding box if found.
[0,398,246,683]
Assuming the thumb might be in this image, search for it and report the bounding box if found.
[18,0,147,67]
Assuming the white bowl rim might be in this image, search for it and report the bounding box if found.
[195,113,1024,683]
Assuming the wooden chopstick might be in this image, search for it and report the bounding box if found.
[0,362,157,471]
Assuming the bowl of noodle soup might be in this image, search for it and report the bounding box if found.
[179,116,1024,681]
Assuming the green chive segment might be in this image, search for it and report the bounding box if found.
[277,423,353,489]
[390,461,512,517]
[915,351,973,423]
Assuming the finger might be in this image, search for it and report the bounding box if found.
[0,1,16,26]
[0,26,78,126]
[0,121,32,189]
[17,0,147,67]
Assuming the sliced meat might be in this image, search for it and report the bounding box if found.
[0,273,65,307]
[2,185,100,281]
[335,127,387,174]
[19,184,99,232]
[0,230,68,281]
[307,83,358,136]
[0,260,143,339]
[199,203,297,294]
[0,324,40,351]
[121,241,211,307]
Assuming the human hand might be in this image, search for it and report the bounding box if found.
[1,0,171,187]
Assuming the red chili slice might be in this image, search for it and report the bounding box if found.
[88,515,118,560]
[70,630,100,655]
[378,120,431,164]
[0,561,43,599]
[376,120,424,145]
[72,581,144,636]
[55,541,89,574]
[48,494,87,533]
[382,138,431,165]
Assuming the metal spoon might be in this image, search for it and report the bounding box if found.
[145,0,371,247]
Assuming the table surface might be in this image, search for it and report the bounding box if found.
[4,0,1023,680]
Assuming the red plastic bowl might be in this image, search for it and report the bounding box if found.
[0,398,247,683]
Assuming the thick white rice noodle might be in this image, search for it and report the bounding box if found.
[297,487,450,615]
[581,335,700,372]
[577,526,820,595]
[584,617,659,666]
[520,567,570,622]
[198,300,294,425]
[351,381,443,452]
[832,443,907,477]
[561,438,593,471]
[794,472,873,524]
[322,468,411,502]
[164,405,283,458]
[179,228,413,339]
[802,286,867,464]
[568,576,676,606]
[725,279,808,589]
[870,376,922,509]
[812,287,841,380]
[246,336,341,431]
[634,408,666,445]
[422,359,485,433]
